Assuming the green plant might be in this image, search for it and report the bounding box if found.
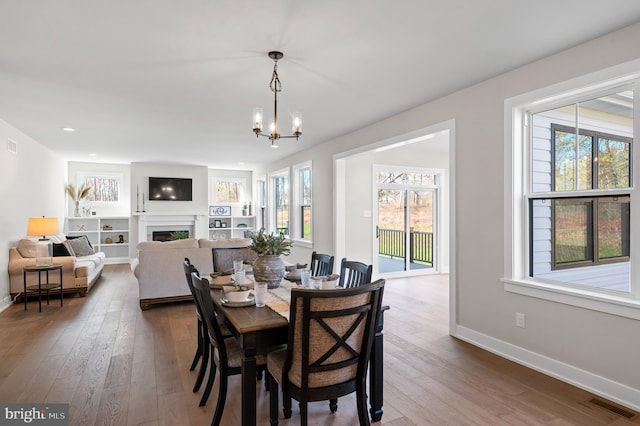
[169,230,189,240]
[249,230,292,256]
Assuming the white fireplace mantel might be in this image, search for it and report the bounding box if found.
[133,213,208,244]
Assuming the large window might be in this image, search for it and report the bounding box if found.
[509,78,636,305]
[293,162,312,242]
[270,170,290,236]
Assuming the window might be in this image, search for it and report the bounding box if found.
[506,74,638,314]
[211,177,245,205]
[292,162,312,242]
[269,169,290,236]
[78,172,121,203]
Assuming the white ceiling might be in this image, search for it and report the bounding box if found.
[1,1,639,169]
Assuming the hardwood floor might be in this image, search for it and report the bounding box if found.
[0,264,637,425]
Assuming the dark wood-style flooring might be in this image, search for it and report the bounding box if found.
[0,264,637,425]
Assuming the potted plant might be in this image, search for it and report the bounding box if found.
[65,183,92,217]
[249,231,292,288]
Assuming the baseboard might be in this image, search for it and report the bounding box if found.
[453,325,640,412]
[0,295,13,314]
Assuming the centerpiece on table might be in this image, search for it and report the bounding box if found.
[249,230,292,289]
[65,183,92,217]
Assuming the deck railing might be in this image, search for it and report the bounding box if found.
[378,228,433,266]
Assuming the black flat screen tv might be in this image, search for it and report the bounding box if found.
[149,177,193,201]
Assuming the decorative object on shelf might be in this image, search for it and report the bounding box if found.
[136,184,140,213]
[242,203,249,216]
[118,234,125,244]
[102,224,112,230]
[213,219,222,228]
[105,237,113,244]
[209,205,231,216]
[65,183,91,217]
[249,230,292,289]
[221,222,227,228]
[237,223,247,228]
[248,201,252,216]
[76,224,86,231]
[252,51,302,148]
[209,222,214,228]
[82,206,92,217]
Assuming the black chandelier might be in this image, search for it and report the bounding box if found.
[252,51,302,147]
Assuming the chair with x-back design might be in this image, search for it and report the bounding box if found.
[266,279,385,426]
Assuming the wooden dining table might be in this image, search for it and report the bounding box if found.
[211,284,388,426]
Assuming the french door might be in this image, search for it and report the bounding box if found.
[375,186,437,276]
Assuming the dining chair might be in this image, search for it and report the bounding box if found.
[212,246,258,273]
[183,258,233,407]
[338,258,373,288]
[182,258,209,398]
[191,271,271,425]
[309,251,334,277]
[267,279,385,426]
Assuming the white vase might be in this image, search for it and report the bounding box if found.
[74,201,81,217]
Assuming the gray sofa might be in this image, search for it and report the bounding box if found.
[131,237,251,309]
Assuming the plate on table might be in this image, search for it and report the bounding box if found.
[209,275,233,288]
[220,294,256,307]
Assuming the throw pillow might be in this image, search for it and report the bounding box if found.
[52,243,72,257]
[66,234,94,249]
[16,239,38,258]
[67,235,95,256]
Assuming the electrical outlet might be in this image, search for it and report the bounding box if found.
[516,312,526,328]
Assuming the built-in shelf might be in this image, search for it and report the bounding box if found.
[209,215,255,240]
[65,216,130,264]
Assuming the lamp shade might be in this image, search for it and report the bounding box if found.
[26,217,59,240]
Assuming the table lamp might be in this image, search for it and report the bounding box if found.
[26,217,59,266]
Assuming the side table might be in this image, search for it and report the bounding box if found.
[23,264,63,312]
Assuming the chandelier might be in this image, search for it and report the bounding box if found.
[252,51,302,147]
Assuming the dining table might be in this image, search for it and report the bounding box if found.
[209,276,388,426]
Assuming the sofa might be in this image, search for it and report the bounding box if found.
[8,236,105,299]
[131,237,252,310]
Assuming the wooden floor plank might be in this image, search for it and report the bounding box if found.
[0,264,637,425]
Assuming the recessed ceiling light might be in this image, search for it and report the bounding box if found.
[88,153,97,157]
[238,162,245,165]
[62,127,76,132]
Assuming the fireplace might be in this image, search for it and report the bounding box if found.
[134,213,207,244]
[152,230,189,242]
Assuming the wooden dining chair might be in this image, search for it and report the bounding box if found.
[212,246,258,273]
[309,251,334,277]
[267,279,385,426]
[183,258,233,407]
[191,271,271,425]
[338,258,373,288]
[182,258,210,401]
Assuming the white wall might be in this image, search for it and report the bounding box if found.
[0,119,66,309]
[342,136,450,270]
[256,23,640,409]
[67,161,131,217]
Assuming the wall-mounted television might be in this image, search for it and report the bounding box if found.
[148,177,192,201]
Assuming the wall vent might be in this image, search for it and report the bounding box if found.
[7,138,17,154]
[589,398,636,419]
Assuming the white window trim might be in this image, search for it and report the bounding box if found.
[503,64,640,321]
[210,176,246,206]
[292,160,313,248]
[268,167,290,237]
[77,171,123,204]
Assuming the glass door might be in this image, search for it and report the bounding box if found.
[375,188,436,275]
[373,167,439,277]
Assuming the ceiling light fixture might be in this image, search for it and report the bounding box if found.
[252,51,301,147]
[62,127,76,132]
